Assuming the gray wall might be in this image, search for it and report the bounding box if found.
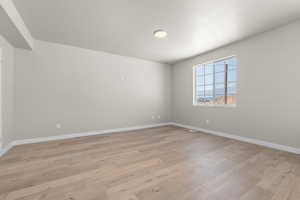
[0,35,15,148]
[172,20,300,149]
[4,20,300,150]
[14,40,171,140]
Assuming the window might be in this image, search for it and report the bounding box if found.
[193,56,237,106]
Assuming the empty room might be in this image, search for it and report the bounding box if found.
[1,0,300,199]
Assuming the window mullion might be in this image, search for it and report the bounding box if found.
[204,65,206,97]
[224,63,228,104]
[213,63,216,100]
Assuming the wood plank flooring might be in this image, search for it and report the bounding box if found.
[0,126,300,200]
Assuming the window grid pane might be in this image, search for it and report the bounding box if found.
[195,56,236,105]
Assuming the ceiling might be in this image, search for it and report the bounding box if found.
[12,0,300,64]
[0,6,28,49]
[0,1,33,50]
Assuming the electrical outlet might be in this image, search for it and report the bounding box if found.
[157,115,161,119]
[56,123,61,129]
[206,120,210,124]
[151,116,155,119]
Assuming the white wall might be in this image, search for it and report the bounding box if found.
[14,40,171,140]
[172,20,300,149]
[0,35,15,148]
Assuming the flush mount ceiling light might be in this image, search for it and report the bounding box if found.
[153,29,168,39]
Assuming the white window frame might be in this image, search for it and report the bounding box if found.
[193,55,237,108]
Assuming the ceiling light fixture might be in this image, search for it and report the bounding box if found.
[153,29,168,39]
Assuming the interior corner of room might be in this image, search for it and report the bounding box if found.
[0,0,299,158]
[0,0,299,157]
[0,0,300,199]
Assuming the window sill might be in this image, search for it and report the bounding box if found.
[193,104,236,108]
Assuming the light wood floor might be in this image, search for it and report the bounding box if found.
[0,126,300,200]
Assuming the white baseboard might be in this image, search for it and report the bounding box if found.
[170,122,300,155]
[0,142,14,157]
[1,122,299,157]
[0,122,172,157]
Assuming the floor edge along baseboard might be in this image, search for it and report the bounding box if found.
[0,122,172,157]
[1,122,299,157]
[170,122,300,155]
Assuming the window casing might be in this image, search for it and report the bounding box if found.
[193,56,237,106]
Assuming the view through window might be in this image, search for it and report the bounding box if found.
[194,56,236,105]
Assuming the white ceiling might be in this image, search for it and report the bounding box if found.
[0,6,28,48]
[0,1,33,50]
[12,0,300,64]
